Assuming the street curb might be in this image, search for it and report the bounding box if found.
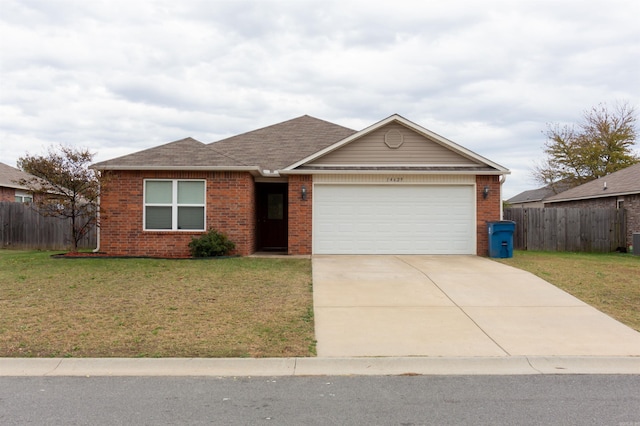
[1,356,639,377]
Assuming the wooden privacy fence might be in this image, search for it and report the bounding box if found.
[0,202,96,250]
[504,208,626,253]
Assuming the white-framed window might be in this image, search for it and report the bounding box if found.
[144,179,206,231]
[15,190,33,203]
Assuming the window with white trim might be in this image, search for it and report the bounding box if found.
[144,179,205,230]
[15,190,33,203]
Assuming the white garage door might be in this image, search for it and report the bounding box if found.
[313,184,475,254]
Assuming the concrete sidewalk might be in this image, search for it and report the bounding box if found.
[1,356,639,376]
[313,255,640,358]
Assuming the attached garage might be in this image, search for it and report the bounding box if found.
[313,179,476,255]
[288,115,508,256]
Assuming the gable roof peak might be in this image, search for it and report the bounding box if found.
[284,114,509,174]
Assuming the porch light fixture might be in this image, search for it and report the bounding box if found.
[301,185,307,200]
[483,186,490,199]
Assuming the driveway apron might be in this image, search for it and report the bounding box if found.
[312,255,640,357]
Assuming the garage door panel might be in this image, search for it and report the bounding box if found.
[313,184,475,254]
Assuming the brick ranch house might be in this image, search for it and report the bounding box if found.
[0,162,35,203]
[544,162,640,249]
[91,114,510,257]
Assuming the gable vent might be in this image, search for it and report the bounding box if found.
[384,129,404,149]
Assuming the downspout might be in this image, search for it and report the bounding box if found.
[93,194,100,253]
[499,175,507,219]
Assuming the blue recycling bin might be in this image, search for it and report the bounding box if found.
[487,221,515,258]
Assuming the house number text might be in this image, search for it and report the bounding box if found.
[386,177,404,182]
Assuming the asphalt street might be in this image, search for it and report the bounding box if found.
[2,375,639,425]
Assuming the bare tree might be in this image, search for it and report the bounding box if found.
[16,145,102,252]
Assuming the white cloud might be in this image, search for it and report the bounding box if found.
[1,0,639,198]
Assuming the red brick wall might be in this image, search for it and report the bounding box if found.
[98,172,504,257]
[288,175,313,255]
[549,194,640,248]
[0,186,15,202]
[625,195,640,248]
[476,175,502,256]
[99,170,255,257]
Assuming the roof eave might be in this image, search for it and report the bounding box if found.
[511,200,544,204]
[279,168,510,176]
[0,181,30,190]
[545,190,640,203]
[91,165,267,176]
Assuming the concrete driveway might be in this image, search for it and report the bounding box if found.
[312,255,640,357]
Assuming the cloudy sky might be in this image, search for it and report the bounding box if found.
[1,0,638,198]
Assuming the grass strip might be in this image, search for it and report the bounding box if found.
[496,251,640,331]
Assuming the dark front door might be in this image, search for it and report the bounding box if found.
[256,183,288,251]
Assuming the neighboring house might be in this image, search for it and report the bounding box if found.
[91,114,510,257]
[544,163,640,248]
[0,162,35,203]
[507,180,572,208]
[507,186,557,208]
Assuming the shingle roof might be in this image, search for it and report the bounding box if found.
[545,163,640,203]
[210,115,357,171]
[507,187,555,204]
[92,116,357,171]
[0,162,34,190]
[91,137,250,170]
[507,180,572,204]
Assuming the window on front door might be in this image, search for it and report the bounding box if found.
[268,193,284,220]
[144,179,205,230]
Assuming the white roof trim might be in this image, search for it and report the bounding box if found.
[91,165,259,171]
[283,114,510,173]
[280,169,506,176]
[0,181,30,190]
[307,163,486,168]
[91,165,273,176]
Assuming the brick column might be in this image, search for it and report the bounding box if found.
[476,175,501,256]
[288,175,313,255]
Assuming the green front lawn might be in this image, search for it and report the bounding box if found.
[495,251,640,331]
[0,250,315,358]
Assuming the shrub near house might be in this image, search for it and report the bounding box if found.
[189,229,236,257]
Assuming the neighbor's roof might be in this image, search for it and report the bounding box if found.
[545,163,640,203]
[507,186,557,204]
[91,115,356,172]
[0,161,33,190]
[507,180,572,204]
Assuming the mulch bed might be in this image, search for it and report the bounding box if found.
[51,252,237,259]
